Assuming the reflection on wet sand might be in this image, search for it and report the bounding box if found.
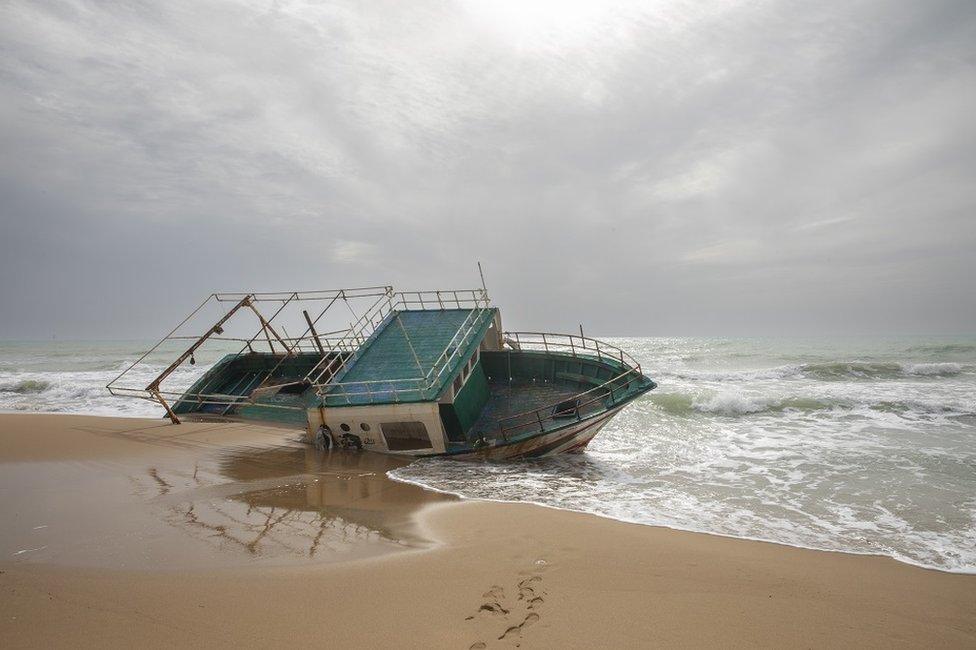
[0,417,455,570]
[142,444,456,565]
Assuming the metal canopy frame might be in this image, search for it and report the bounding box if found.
[106,284,495,421]
[106,286,394,423]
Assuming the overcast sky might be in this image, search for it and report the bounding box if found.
[1,0,974,339]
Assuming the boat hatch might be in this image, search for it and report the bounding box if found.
[552,397,581,419]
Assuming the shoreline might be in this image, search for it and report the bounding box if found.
[1,410,971,575]
[387,471,976,577]
[1,413,974,647]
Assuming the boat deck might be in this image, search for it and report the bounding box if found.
[469,380,583,441]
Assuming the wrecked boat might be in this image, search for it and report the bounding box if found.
[108,283,655,459]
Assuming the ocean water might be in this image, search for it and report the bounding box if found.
[2,337,974,572]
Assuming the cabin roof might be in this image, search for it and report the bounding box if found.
[320,307,496,406]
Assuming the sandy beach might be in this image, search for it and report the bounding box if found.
[0,413,973,648]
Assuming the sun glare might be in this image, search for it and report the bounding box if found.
[460,0,622,50]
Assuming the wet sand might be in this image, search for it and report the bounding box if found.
[1,414,974,648]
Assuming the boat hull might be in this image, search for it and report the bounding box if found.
[430,404,625,461]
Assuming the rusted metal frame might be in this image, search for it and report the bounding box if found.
[340,290,360,325]
[166,335,247,342]
[303,310,326,356]
[233,293,287,359]
[261,323,277,354]
[108,388,162,402]
[151,389,181,424]
[107,293,214,392]
[212,286,391,303]
[155,385,293,406]
[298,293,349,380]
[307,288,395,385]
[245,300,294,356]
[110,287,399,408]
[145,295,252,394]
[204,291,298,404]
[251,293,310,392]
[288,286,390,382]
[324,293,394,356]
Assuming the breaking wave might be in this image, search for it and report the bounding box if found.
[662,361,966,382]
[903,362,963,376]
[0,379,52,394]
[649,391,976,418]
[905,343,976,354]
[0,362,209,418]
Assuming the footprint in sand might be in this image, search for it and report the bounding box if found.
[478,585,509,615]
[498,612,540,640]
[467,572,546,646]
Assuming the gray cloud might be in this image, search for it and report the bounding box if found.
[1,0,974,338]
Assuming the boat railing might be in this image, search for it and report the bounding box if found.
[316,377,429,404]
[494,365,644,441]
[306,288,491,389]
[310,288,492,402]
[503,331,643,376]
[493,331,646,441]
[420,289,491,386]
[304,288,398,385]
[396,288,491,311]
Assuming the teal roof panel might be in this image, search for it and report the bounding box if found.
[321,308,496,406]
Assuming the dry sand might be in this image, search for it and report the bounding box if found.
[1,414,973,648]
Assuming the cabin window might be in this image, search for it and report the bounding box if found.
[453,374,462,395]
[360,423,370,432]
[340,423,350,432]
[380,421,433,451]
